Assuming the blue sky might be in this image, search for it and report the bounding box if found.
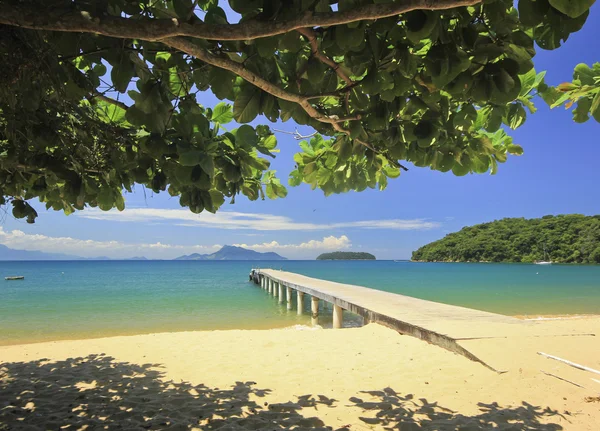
[1,6,599,260]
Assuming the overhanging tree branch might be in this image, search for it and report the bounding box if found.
[0,0,482,42]
[165,37,406,170]
[165,37,347,126]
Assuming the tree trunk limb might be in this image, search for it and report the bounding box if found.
[0,0,481,42]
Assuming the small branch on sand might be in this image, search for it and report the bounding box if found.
[540,370,585,389]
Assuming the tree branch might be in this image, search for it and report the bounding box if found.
[164,37,348,126]
[164,37,406,168]
[0,0,482,42]
[297,28,353,86]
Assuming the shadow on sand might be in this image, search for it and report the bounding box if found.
[0,355,564,430]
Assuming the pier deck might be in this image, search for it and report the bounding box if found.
[253,269,592,372]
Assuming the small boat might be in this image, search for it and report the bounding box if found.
[5,276,24,280]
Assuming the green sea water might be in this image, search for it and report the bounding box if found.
[0,260,599,345]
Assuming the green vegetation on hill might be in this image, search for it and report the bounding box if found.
[317,252,376,260]
[412,215,600,264]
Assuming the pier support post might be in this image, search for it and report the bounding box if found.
[286,286,292,310]
[273,280,277,297]
[260,276,264,288]
[311,296,319,326]
[278,283,283,304]
[269,279,274,295]
[333,304,343,329]
[297,291,304,315]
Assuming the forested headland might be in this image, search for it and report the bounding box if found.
[412,215,600,264]
[317,252,376,260]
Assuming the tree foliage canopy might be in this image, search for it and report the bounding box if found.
[412,214,600,263]
[316,251,376,260]
[0,0,597,222]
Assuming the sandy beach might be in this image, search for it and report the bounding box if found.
[1,316,599,430]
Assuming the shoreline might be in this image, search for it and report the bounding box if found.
[2,313,599,348]
[1,319,599,430]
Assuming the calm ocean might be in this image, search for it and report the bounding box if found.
[1,260,599,345]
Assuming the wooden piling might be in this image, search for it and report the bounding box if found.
[333,304,343,329]
[286,286,292,310]
[297,291,304,315]
[311,296,319,326]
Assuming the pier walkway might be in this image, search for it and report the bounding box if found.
[251,269,593,372]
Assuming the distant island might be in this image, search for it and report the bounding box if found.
[412,214,600,264]
[175,245,287,261]
[316,251,376,260]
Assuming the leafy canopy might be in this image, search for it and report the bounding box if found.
[0,0,596,222]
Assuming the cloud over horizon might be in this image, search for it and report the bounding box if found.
[0,227,352,260]
[75,208,441,231]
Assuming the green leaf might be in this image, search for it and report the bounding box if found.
[199,154,215,177]
[233,86,261,123]
[591,92,600,123]
[262,135,277,150]
[573,97,591,123]
[519,68,538,96]
[573,63,596,85]
[209,190,225,210]
[299,141,316,156]
[383,165,401,178]
[265,183,276,199]
[178,148,202,166]
[211,102,233,124]
[288,170,303,186]
[114,193,125,211]
[317,168,332,184]
[505,103,527,129]
[236,125,258,147]
[548,0,595,18]
[507,144,524,155]
[111,53,135,93]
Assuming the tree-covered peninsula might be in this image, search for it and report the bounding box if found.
[412,215,600,264]
[317,252,376,260]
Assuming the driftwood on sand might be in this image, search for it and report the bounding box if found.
[538,352,600,376]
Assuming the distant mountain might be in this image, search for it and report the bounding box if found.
[0,244,81,260]
[175,245,287,261]
[128,256,149,261]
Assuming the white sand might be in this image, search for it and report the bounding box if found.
[1,317,599,430]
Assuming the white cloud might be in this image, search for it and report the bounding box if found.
[75,208,440,231]
[234,235,351,252]
[0,227,220,259]
[0,227,351,260]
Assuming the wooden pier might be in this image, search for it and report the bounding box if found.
[250,269,593,372]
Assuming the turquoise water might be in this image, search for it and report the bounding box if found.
[1,260,599,345]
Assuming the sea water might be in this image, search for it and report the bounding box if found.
[0,260,598,345]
